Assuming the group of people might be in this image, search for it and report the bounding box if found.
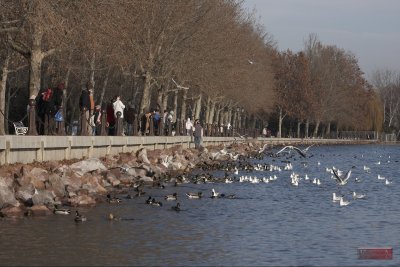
[36,83,65,135]
[34,81,205,149]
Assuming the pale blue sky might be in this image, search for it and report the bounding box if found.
[243,0,400,78]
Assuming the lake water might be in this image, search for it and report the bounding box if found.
[0,144,399,266]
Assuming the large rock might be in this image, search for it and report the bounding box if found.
[106,172,121,187]
[48,173,66,197]
[29,205,52,216]
[32,189,56,206]
[15,183,35,204]
[0,206,25,218]
[0,177,19,209]
[81,175,107,195]
[69,158,107,177]
[136,148,151,164]
[68,195,96,207]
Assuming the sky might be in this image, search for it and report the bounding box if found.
[242,0,400,79]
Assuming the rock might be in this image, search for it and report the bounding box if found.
[0,177,19,209]
[48,173,66,197]
[69,158,107,177]
[139,176,154,183]
[68,195,96,207]
[29,205,52,216]
[119,174,134,185]
[81,175,107,195]
[32,189,56,206]
[0,206,25,218]
[64,174,83,192]
[136,148,151,164]
[106,172,121,187]
[15,183,35,204]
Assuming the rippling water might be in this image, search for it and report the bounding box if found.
[1,144,399,266]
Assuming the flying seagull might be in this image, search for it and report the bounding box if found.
[275,144,314,158]
[332,167,353,185]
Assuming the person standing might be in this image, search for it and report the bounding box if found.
[194,120,203,150]
[125,103,135,136]
[185,117,193,136]
[79,84,91,135]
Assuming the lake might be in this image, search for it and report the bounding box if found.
[0,144,399,266]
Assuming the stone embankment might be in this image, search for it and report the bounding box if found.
[0,139,375,218]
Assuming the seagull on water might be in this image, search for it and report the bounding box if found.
[339,198,350,206]
[352,192,366,199]
[332,193,343,202]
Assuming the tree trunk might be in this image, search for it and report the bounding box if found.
[305,119,310,138]
[162,91,168,112]
[180,89,188,122]
[0,54,10,135]
[208,101,216,124]
[157,87,163,109]
[172,90,178,123]
[139,71,151,114]
[326,122,331,137]
[29,26,44,98]
[297,121,301,138]
[278,108,284,138]
[89,52,96,91]
[215,104,221,124]
[194,92,202,120]
[205,96,211,123]
[313,120,320,137]
[99,66,111,107]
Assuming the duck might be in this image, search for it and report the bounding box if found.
[74,210,87,222]
[165,193,178,201]
[151,198,162,207]
[106,194,122,204]
[219,193,236,199]
[385,179,392,185]
[146,196,153,204]
[108,213,121,221]
[53,205,71,215]
[171,202,181,212]
[186,192,202,199]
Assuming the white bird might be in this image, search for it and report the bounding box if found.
[363,165,371,172]
[332,193,343,202]
[339,198,350,206]
[316,179,321,186]
[352,192,366,199]
[377,174,385,180]
[332,168,352,185]
[233,166,239,175]
[211,188,219,198]
[385,179,392,185]
[276,144,314,158]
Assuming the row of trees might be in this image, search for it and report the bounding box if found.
[0,0,390,137]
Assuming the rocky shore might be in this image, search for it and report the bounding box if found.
[0,139,272,218]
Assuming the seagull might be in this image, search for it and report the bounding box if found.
[276,145,314,158]
[339,198,350,206]
[385,179,392,185]
[211,188,219,198]
[332,167,353,185]
[377,174,385,180]
[352,192,366,199]
[258,144,268,154]
[332,193,343,202]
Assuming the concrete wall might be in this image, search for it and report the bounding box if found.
[0,135,375,165]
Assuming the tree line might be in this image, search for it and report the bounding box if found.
[0,0,394,138]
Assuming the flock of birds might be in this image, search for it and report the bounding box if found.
[52,143,395,222]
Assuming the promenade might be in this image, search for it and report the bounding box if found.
[0,135,377,165]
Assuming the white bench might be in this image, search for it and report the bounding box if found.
[13,121,28,135]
